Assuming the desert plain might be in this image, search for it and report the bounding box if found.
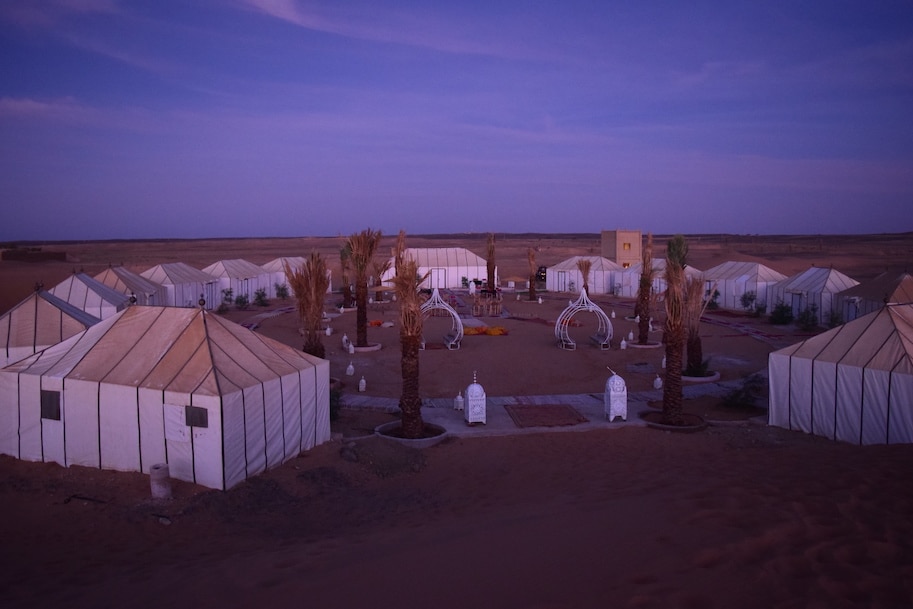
[1,231,912,608]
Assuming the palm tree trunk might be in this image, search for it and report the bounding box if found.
[355,281,368,347]
[663,334,684,424]
[399,333,424,438]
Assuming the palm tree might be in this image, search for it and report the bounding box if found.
[662,234,688,425]
[636,233,654,344]
[339,245,353,308]
[372,258,392,303]
[527,247,538,302]
[345,228,382,347]
[486,232,496,290]
[576,257,593,294]
[284,252,330,359]
[392,231,426,438]
[685,275,714,375]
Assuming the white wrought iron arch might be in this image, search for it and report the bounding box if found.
[420,288,464,350]
[555,289,613,350]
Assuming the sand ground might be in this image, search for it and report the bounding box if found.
[1,232,912,608]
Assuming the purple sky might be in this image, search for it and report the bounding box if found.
[1,1,911,240]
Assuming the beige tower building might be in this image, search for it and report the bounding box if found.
[601,230,642,269]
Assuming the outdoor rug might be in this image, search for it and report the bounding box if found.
[503,404,589,428]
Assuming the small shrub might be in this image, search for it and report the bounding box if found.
[826,309,843,329]
[684,357,712,378]
[274,283,289,300]
[796,304,819,331]
[769,301,793,325]
[221,288,234,305]
[740,291,757,313]
[254,288,269,307]
[217,302,230,313]
[234,294,250,310]
[721,374,766,410]
[705,288,720,310]
[754,301,767,317]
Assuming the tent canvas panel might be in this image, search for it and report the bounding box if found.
[281,373,303,460]
[18,374,43,462]
[0,372,19,457]
[221,389,248,491]
[810,360,838,440]
[861,368,891,445]
[188,394,223,490]
[262,377,285,470]
[888,374,913,443]
[99,382,142,472]
[138,387,167,473]
[242,384,268,478]
[835,365,864,444]
[64,378,101,468]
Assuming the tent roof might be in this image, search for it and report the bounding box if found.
[1,291,100,352]
[49,273,131,309]
[702,260,786,283]
[771,303,913,374]
[775,266,858,294]
[624,258,703,277]
[5,306,323,395]
[395,248,487,267]
[141,262,215,285]
[202,258,268,279]
[261,256,307,272]
[95,266,163,297]
[550,255,623,272]
[837,271,913,305]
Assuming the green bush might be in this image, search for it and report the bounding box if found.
[706,288,720,310]
[826,308,843,329]
[721,374,766,410]
[274,283,289,300]
[254,288,269,307]
[769,301,793,325]
[740,291,757,313]
[796,304,818,331]
[234,294,250,310]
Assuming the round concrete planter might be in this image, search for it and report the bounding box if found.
[375,421,450,449]
[353,342,383,353]
[681,371,721,383]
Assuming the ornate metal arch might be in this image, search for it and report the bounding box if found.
[555,289,613,350]
[421,288,464,350]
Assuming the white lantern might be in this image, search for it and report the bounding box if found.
[464,372,486,425]
[605,373,627,421]
[346,361,355,376]
[453,391,464,411]
[627,330,634,342]
[620,338,627,350]
[653,374,663,390]
[358,376,366,392]
[348,342,355,355]
[325,326,332,336]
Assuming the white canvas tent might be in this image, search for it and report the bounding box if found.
[545,256,623,294]
[202,259,271,305]
[836,271,913,322]
[769,266,859,325]
[0,291,100,367]
[0,306,331,490]
[768,303,913,444]
[141,262,218,309]
[48,273,130,320]
[701,261,786,311]
[618,259,703,298]
[262,256,305,299]
[381,248,493,290]
[95,266,167,306]
[261,257,333,299]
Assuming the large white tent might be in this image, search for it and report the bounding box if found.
[95,266,167,306]
[835,271,913,322]
[769,266,859,325]
[48,273,130,320]
[0,291,100,367]
[768,303,913,444]
[141,262,218,309]
[545,256,623,294]
[262,256,305,299]
[0,306,331,490]
[381,248,493,290]
[202,259,271,305]
[617,259,703,298]
[701,261,787,311]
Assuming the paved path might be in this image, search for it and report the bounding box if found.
[340,371,768,439]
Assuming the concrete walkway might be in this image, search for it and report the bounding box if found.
[340,371,768,439]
